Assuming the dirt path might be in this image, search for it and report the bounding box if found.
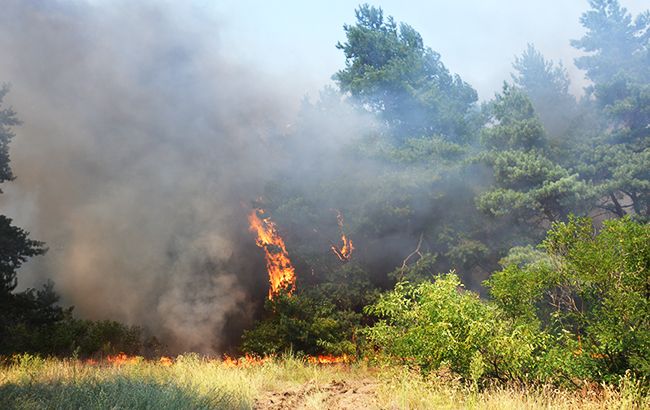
[254,378,380,410]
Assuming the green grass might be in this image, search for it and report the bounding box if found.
[0,354,647,409]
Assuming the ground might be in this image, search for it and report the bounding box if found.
[255,378,379,410]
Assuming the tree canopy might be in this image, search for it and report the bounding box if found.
[334,4,478,142]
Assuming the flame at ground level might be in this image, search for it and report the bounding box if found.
[222,354,271,367]
[84,353,352,367]
[307,354,352,365]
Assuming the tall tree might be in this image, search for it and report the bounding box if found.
[334,4,478,142]
[478,85,591,229]
[571,0,649,85]
[0,86,46,293]
[511,44,577,139]
[0,85,49,353]
[571,0,650,220]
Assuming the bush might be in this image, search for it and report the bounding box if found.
[363,216,649,387]
[1,282,143,357]
[487,216,650,384]
[4,315,143,358]
[241,290,360,357]
[362,272,545,384]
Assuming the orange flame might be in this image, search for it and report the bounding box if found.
[82,353,352,367]
[102,353,140,366]
[248,208,296,299]
[222,354,269,367]
[221,354,350,367]
[159,356,174,366]
[307,354,351,364]
[330,211,354,261]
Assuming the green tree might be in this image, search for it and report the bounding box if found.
[511,44,577,139]
[364,217,649,385]
[334,4,478,142]
[571,0,649,85]
[0,86,61,355]
[570,0,650,220]
[478,85,591,228]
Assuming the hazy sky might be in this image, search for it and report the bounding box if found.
[206,0,647,100]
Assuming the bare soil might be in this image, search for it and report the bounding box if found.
[254,378,379,410]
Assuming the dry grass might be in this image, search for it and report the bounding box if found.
[0,354,647,409]
[374,366,648,410]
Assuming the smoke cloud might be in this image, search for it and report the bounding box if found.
[0,0,352,353]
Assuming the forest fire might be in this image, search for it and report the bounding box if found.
[84,353,141,366]
[106,353,140,365]
[330,210,354,261]
[159,356,174,366]
[307,354,352,365]
[223,354,351,367]
[82,354,351,368]
[248,208,296,299]
[222,354,270,367]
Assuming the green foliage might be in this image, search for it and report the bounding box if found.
[375,136,466,166]
[0,215,45,293]
[487,216,650,383]
[310,263,379,312]
[511,44,577,139]
[569,1,650,220]
[240,290,360,357]
[389,253,438,283]
[571,0,649,85]
[478,148,590,225]
[2,308,144,358]
[364,217,649,386]
[53,319,143,357]
[481,85,546,151]
[478,85,594,228]
[362,272,544,383]
[512,44,572,106]
[334,4,477,141]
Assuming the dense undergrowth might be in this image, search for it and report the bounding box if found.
[363,217,649,388]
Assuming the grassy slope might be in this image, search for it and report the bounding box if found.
[0,354,647,409]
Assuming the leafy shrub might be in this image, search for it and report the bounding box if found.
[362,272,545,383]
[487,216,650,384]
[363,217,649,387]
[1,274,144,358]
[241,290,360,357]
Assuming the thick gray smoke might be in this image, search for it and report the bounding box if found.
[0,0,361,353]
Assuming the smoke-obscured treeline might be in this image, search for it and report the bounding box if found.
[0,0,648,384]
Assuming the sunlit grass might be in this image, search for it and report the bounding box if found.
[0,354,647,409]
[374,365,649,410]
